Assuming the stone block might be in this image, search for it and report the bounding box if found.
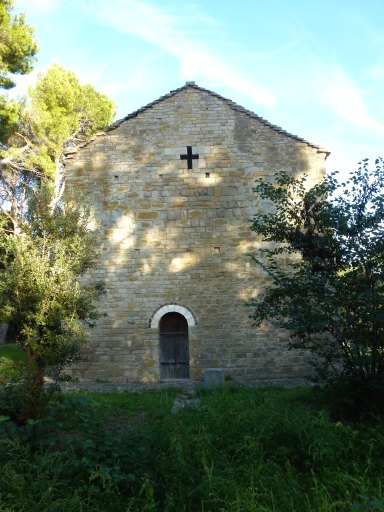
[138,211,158,219]
[204,368,225,390]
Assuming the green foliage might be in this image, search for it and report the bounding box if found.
[0,356,23,383]
[0,187,104,419]
[0,10,113,420]
[0,387,383,511]
[14,63,116,178]
[0,0,38,147]
[249,158,384,412]
[0,3,112,423]
[0,95,20,145]
[2,63,115,183]
[0,64,116,231]
[0,0,38,90]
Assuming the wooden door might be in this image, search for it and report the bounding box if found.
[159,312,189,379]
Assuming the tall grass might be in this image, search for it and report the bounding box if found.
[0,386,383,511]
[0,343,26,363]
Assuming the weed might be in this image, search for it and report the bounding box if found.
[0,386,383,511]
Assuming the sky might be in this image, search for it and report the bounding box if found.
[12,0,384,175]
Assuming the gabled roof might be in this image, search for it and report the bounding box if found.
[105,81,329,157]
[66,82,329,157]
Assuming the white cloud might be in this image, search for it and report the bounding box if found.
[77,0,275,107]
[365,61,384,82]
[180,50,275,107]
[11,0,383,175]
[101,64,158,98]
[319,66,384,135]
[9,68,43,99]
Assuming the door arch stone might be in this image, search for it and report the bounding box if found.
[149,304,196,328]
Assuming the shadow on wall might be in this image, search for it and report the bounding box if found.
[65,104,327,383]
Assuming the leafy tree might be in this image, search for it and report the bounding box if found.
[0,0,38,142]
[18,63,116,178]
[249,159,384,405]
[1,64,116,230]
[0,187,104,420]
[0,0,38,90]
[0,9,114,420]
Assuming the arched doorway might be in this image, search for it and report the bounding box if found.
[159,312,189,379]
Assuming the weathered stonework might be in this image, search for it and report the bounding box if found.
[65,82,328,384]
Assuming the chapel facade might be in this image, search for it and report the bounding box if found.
[65,82,328,384]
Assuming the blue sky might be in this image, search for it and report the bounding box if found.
[13,0,384,174]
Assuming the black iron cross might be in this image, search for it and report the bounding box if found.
[180,146,199,169]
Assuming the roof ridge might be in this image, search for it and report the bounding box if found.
[105,83,190,132]
[71,82,329,156]
[106,82,329,155]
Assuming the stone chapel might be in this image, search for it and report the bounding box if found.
[65,82,329,384]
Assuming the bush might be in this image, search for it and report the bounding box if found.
[249,159,384,416]
[1,387,383,511]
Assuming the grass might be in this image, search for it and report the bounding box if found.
[0,385,383,511]
[0,344,27,383]
[0,343,26,362]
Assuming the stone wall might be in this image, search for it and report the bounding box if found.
[65,85,327,383]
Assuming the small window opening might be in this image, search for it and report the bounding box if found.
[205,172,210,178]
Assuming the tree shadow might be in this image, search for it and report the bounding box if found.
[65,86,328,384]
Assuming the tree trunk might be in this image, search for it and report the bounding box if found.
[26,373,45,419]
[25,359,46,420]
